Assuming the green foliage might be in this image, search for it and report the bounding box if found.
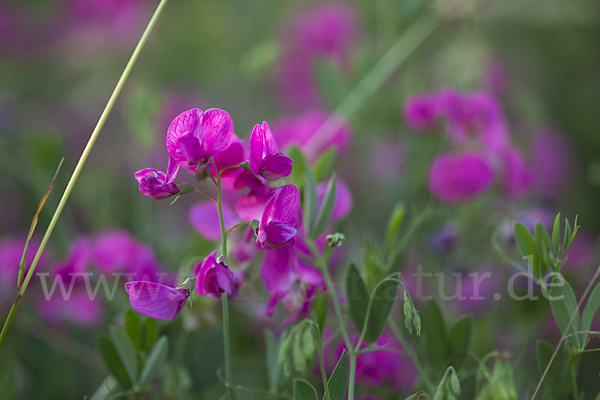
[265,329,288,391]
[310,172,337,239]
[138,336,168,388]
[549,278,582,350]
[313,148,337,182]
[326,350,348,400]
[293,379,319,400]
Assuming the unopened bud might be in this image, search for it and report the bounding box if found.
[293,328,306,372]
[413,309,421,337]
[326,233,346,248]
[278,333,292,363]
[448,368,461,398]
[216,255,228,267]
[302,326,316,359]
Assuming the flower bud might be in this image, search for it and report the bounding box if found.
[293,327,306,372]
[448,367,461,398]
[279,333,293,364]
[326,233,346,248]
[302,326,316,359]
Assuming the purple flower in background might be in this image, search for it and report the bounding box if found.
[332,333,417,391]
[369,139,405,181]
[210,139,248,181]
[275,4,358,109]
[189,201,240,241]
[271,109,351,162]
[166,108,235,171]
[498,146,533,198]
[317,179,352,222]
[403,94,440,131]
[125,280,190,320]
[261,246,324,324]
[0,235,50,302]
[428,152,493,203]
[451,266,499,315]
[532,128,575,198]
[194,251,236,298]
[256,185,300,248]
[134,167,180,200]
[249,122,293,181]
[37,238,105,327]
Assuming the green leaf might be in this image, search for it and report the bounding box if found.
[536,340,557,380]
[581,281,600,346]
[562,218,572,259]
[514,222,540,278]
[288,146,308,188]
[314,148,337,182]
[144,317,159,352]
[346,264,369,335]
[89,376,118,400]
[386,203,406,249]
[310,172,337,239]
[448,315,472,369]
[327,350,348,400]
[96,334,132,389]
[109,325,139,386]
[138,336,168,388]
[293,379,319,400]
[549,279,582,350]
[364,278,398,343]
[265,329,287,390]
[552,213,561,256]
[304,167,318,234]
[421,299,450,370]
[124,310,142,352]
[534,223,552,276]
[312,292,329,336]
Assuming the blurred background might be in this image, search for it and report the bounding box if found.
[1,0,600,398]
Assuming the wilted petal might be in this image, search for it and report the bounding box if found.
[189,201,239,241]
[125,281,190,320]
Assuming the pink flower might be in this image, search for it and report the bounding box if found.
[249,122,293,181]
[134,167,180,200]
[125,280,190,320]
[261,246,324,324]
[532,128,575,198]
[256,185,300,248]
[166,108,235,172]
[403,94,441,131]
[497,146,533,198]
[194,251,237,298]
[428,152,493,203]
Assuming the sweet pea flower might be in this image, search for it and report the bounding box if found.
[403,94,441,131]
[256,185,300,248]
[333,333,417,391]
[249,122,293,181]
[134,167,180,200]
[37,238,105,327]
[194,251,236,298]
[261,246,324,324]
[498,146,533,198]
[125,279,192,320]
[166,108,235,173]
[532,128,575,198]
[428,152,493,203]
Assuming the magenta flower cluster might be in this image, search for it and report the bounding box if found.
[129,105,353,323]
[404,87,533,203]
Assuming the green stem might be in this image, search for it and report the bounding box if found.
[388,319,435,393]
[222,292,234,400]
[216,170,234,399]
[303,13,438,157]
[306,240,355,400]
[317,330,332,400]
[570,359,580,400]
[0,0,170,353]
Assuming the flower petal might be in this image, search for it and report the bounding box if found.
[125,281,189,320]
